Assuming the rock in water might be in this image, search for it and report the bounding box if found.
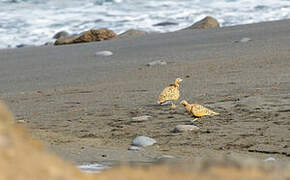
[173,125,200,133]
[95,51,113,57]
[132,136,156,147]
[53,31,70,39]
[55,28,116,45]
[184,16,219,30]
[73,28,116,43]
[118,29,147,39]
[153,22,178,26]
[54,36,76,45]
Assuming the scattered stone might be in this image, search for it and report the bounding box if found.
[155,155,177,163]
[236,37,252,43]
[146,60,167,66]
[240,37,252,42]
[132,115,152,121]
[184,16,220,30]
[132,136,156,147]
[157,155,175,159]
[95,51,113,57]
[173,125,200,133]
[55,28,116,45]
[16,44,32,48]
[53,31,70,39]
[153,22,178,26]
[264,157,276,162]
[128,146,141,151]
[17,120,25,123]
[118,29,147,39]
[78,163,108,173]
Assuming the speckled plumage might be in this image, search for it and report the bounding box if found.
[181,100,219,117]
[157,78,183,105]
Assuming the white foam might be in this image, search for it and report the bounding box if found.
[1,0,290,48]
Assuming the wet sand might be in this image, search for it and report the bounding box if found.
[0,19,289,165]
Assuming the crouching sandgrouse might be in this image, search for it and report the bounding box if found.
[180,100,219,118]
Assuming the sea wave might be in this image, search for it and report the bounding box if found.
[1,0,290,48]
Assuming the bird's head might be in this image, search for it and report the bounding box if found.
[174,78,183,86]
[180,100,188,106]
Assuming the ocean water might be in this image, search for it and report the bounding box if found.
[1,0,290,48]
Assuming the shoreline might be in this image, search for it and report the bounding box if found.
[0,18,289,50]
[0,19,290,165]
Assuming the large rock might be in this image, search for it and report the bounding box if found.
[55,28,117,45]
[184,16,220,30]
[0,101,93,180]
[117,29,147,39]
[73,28,117,43]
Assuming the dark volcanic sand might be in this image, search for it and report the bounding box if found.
[0,19,290,165]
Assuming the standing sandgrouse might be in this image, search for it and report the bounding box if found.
[157,78,183,109]
[180,100,219,117]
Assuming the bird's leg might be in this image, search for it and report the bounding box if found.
[192,118,198,122]
[170,102,176,110]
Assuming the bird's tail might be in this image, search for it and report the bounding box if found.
[210,111,219,116]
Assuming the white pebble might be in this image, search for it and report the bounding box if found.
[240,37,252,42]
[132,136,156,147]
[95,51,113,57]
[147,60,167,66]
[173,125,199,133]
[264,157,276,162]
[128,146,141,151]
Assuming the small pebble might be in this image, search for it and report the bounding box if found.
[128,146,141,151]
[17,120,25,123]
[240,37,252,42]
[156,155,176,162]
[132,136,156,147]
[173,125,199,133]
[157,155,175,159]
[146,60,167,66]
[132,115,152,121]
[95,51,113,57]
[234,37,252,43]
[264,157,276,162]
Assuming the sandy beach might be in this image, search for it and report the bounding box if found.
[0,19,289,165]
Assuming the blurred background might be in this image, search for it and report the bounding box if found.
[1,0,290,48]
